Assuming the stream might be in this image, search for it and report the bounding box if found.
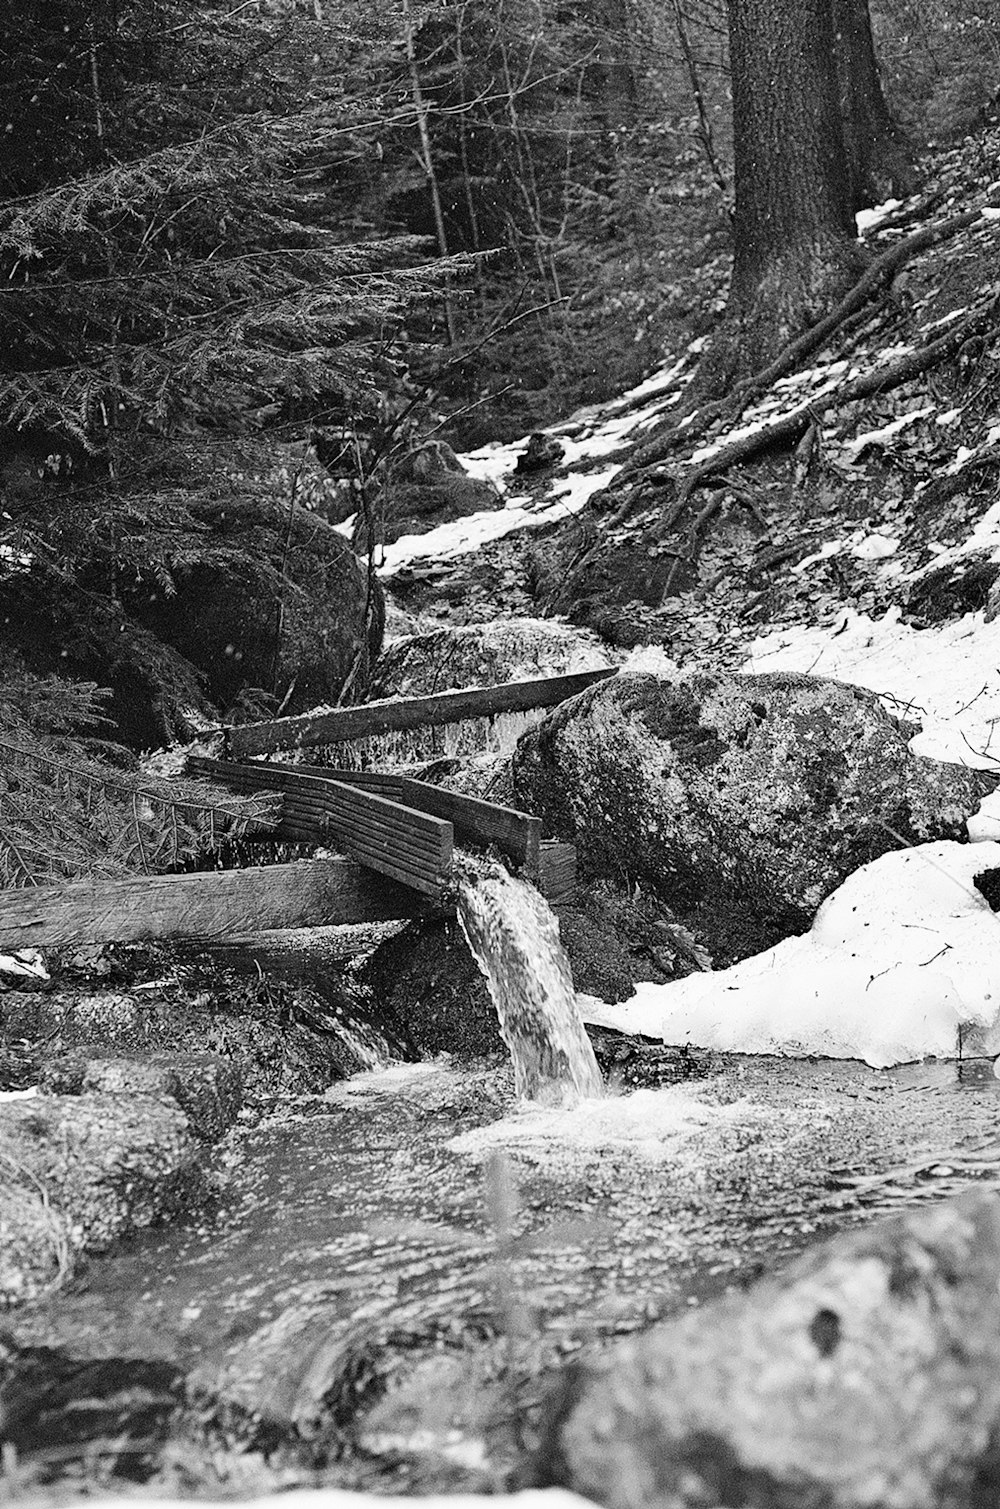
[6,870,1000,1495]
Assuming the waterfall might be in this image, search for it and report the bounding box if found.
[453,852,603,1107]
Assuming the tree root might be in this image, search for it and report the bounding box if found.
[673,286,1000,504]
[619,206,986,479]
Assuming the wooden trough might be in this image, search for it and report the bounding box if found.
[0,672,592,950]
[188,756,576,907]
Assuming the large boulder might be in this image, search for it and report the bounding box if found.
[372,618,614,699]
[512,669,996,963]
[133,509,383,723]
[539,1188,1000,1509]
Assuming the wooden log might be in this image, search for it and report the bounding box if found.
[227,669,618,758]
[0,860,434,950]
[399,779,542,871]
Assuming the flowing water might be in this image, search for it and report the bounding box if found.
[453,853,603,1106]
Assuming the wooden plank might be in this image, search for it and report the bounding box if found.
[188,757,453,899]
[536,840,577,906]
[228,669,617,758]
[0,860,434,950]
[399,779,542,871]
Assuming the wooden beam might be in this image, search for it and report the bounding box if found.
[188,757,453,899]
[228,669,617,758]
[0,860,433,950]
[537,840,577,907]
[399,779,542,871]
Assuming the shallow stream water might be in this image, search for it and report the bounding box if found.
[9,1050,1000,1493]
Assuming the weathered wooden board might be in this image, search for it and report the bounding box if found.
[399,779,542,871]
[228,668,617,758]
[536,840,577,907]
[0,859,431,950]
[188,757,453,898]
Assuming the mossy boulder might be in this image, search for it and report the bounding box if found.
[512,669,996,963]
[0,1092,201,1306]
[540,1189,1000,1509]
[372,617,613,699]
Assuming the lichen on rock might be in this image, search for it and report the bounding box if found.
[513,668,996,963]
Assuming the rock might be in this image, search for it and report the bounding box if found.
[38,1052,243,1141]
[512,669,996,963]
[2,968,380,1099]
[361,918,503,1060]
[377,441,503,546]
[515,433,565,474]
[0,1093,202,1306]
[0,1336,182,1479]
[539,1189,1000,1509]
[131,509,383,729]
[372,618,614,699]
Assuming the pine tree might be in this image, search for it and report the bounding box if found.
[0,0,463,748]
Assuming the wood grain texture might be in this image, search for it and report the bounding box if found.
[188,757,453,897]
[228,669,617,757]
[0,860,431,949]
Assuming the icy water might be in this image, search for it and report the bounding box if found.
[454,855,603,1106]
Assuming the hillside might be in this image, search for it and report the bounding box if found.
[383,122,1000,732]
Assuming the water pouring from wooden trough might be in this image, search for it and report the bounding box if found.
[453,851,603,1107]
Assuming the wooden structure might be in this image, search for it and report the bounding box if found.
[0,672,594,949]
[228,668,615,759]
[188,757,576,907]
[0,858,429,952]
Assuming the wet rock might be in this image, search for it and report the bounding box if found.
[512,669,996,963]
[0,1334,182,1480]
[1,970,378,1099]
[361,918,502,1060]
[0,1092,202,1306]
[540,1188,1000,1509]
[372,617,613,699]
[38,1052,242,1141]
[515,432,565,473]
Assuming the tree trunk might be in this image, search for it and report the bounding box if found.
[723,0,860,375]
[833,0,916,209]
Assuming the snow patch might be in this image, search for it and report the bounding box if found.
[856,198,902,234]
[583,842,1000,1069]
[745,607,1000,768]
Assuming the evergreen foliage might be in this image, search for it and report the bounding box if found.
[0,666,278,886]
[0,0,463,746]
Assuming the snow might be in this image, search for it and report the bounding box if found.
[856,198,903,234]
[746,607,1000,768]
[582,842,1000,1069]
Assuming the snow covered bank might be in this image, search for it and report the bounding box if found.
[582,841,1000,1068]
[745,607,1000,785]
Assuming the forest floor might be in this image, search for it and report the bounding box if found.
[383,123,1000,722]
